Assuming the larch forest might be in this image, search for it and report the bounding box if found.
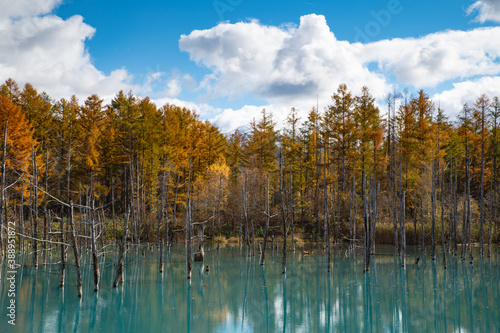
[1,77,500,295]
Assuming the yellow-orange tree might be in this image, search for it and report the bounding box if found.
[323,83,356,232]
[355,86,385,179]
[0,96,37,188]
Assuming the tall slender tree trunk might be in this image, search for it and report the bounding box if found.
[330,183,336,250]
[260,174,270,266]
[466,158,473,264]
[242,172,250,257]
[158,164,165,273]
[130,158,136,243]
[453,158,458,255]
[217,174,222,236]
[350,165,356,252]
[32,146,39,267]
[363,170,368,272]
[136,160,141,244]
[0,122,7,258]
[90,172,100,292]
[68,201,82,297]
[413,193,418,247]
[43,150,48,264]
[462,188,467,260]
[111,179,116,243]
[324,153,331,272]
[401,190,406,267]
[59,215,66,287]
[431,157,437,261]
[420,196,425,252]
[290,164,295,252]
[488,181,493,259]
[441,165,447,269]
[393,162,398,255]
[171,173,180,248]
[186,159,193,279]
[113,208,130,288]
[479,103,485,256]
[489,114,497,258]
[20,189,24,252]
[448,154,453,254]
[316,165,320,247]
[370,180,379,256]
[279,151,287,275]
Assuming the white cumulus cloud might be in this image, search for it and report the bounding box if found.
[467,0,500,23]
[179,14,500,130]
[180,14,390,104]
[433,76,500,119]
[362,27,500,87]
[0,0,136,102]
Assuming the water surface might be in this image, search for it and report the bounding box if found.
[1,245,499,332]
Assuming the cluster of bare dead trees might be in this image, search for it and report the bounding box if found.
[0,122,162,297]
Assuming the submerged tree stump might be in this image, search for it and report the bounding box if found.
[194,243,204,262]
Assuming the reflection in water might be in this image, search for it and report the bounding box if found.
[187,280,191,333]
[0,245,499,332]
[261,264,269,333]
[282,274,286,333]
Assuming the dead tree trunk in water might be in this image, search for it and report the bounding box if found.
[250,218,255,256]
[370,180,379,256]
[420,196,425,252]
[330,183,336,249]
[467,165,473,264]
[32,146,39,267]
[0,122,7,259]
[289,164,295,252]
[260,174,270,266]
[448,154,453,254]
[242,172,250,257]
[217,174,222,236]
[489,174,494,258]
[43,150,49,264]
[279,151,287,275]
[441,164,447,269]
[479,101,486,256]
[68,201,82,297]
[350,166,356,252]
[324,154,330,272]
[401,190,406,267]
[363,170,368,272]
[130,159,137,244]
[20,190,24,252]
[453,158,458,255]
[393,162,398,256]
[186,159,193,279]
[136,160,141,244]
[490,104,498,257]
[111,179,116,243]
[60,136,72,286]
[90,172,100,292]
[113,208,130,288]
[431,157,437,261]
[171,172,180,249]
[158,165,166,273]
[59,216,66,287]
[461,188,467,260]
[413,193,418,248]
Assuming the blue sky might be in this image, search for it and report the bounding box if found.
[2,0,500,131]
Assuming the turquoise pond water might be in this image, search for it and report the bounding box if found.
[0,245,499,332]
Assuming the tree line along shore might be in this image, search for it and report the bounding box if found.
[0,78,499,293]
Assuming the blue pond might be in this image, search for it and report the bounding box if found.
[0,245,499,332]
